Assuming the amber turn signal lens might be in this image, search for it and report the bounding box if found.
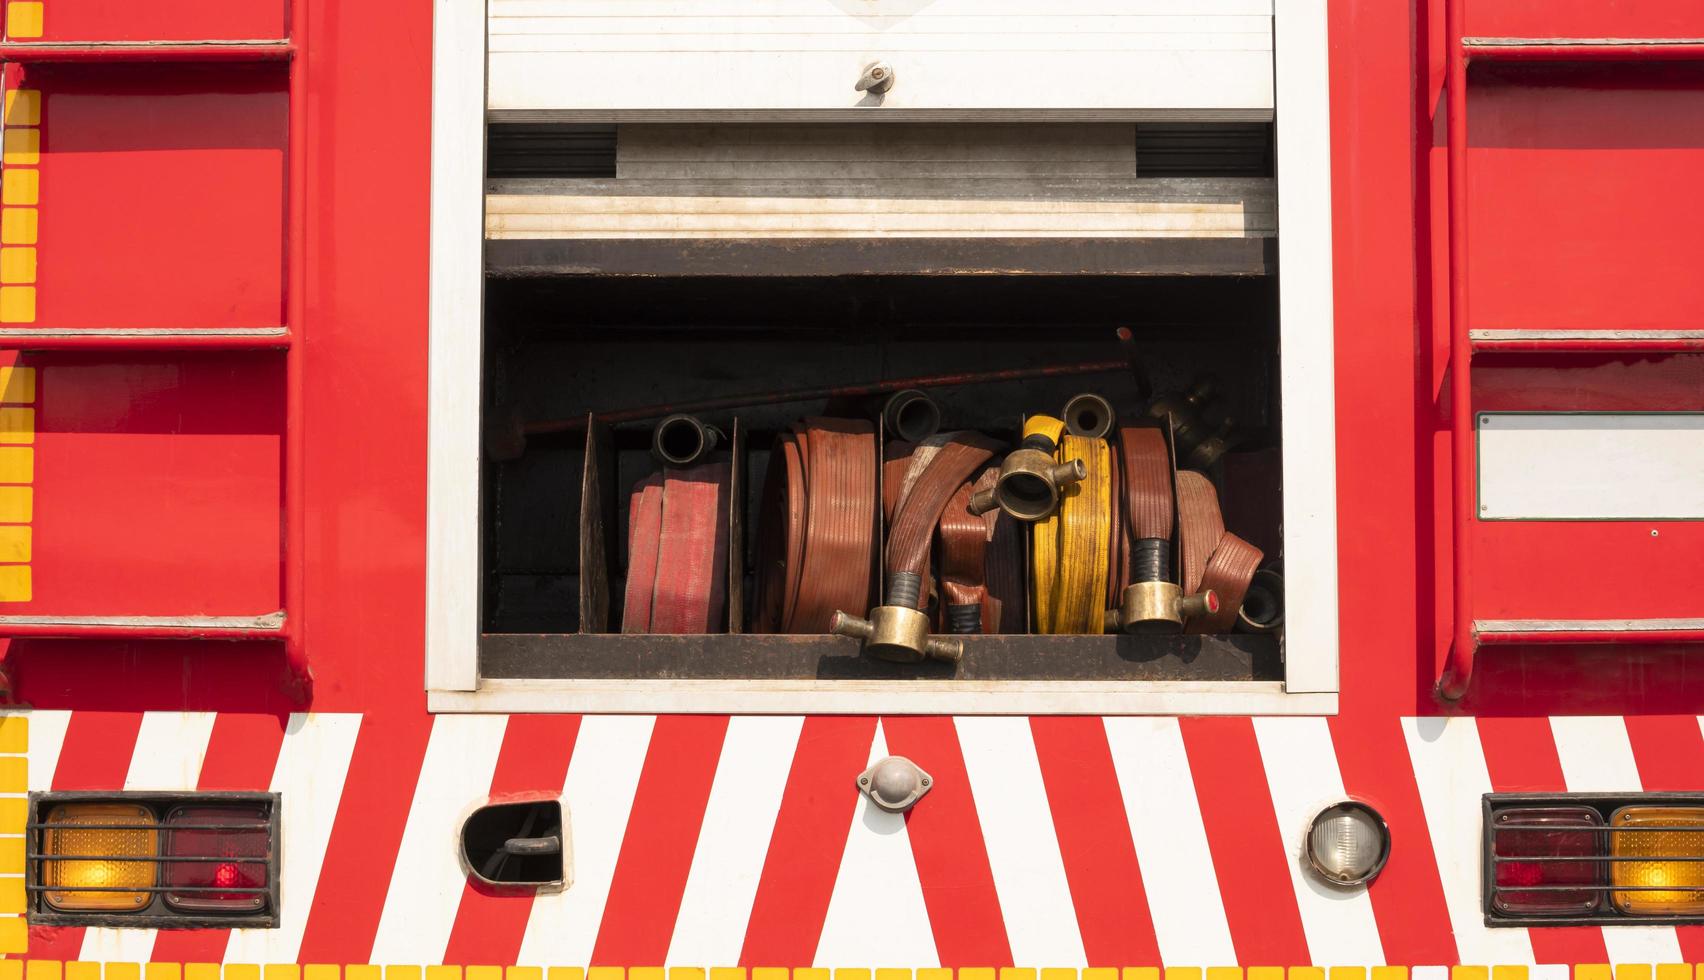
[42,803,157,911]
[1610,805,1704,915]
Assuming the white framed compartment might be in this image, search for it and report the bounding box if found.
[425,0,1339,713]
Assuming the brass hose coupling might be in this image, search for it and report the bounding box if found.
[651,414,722,467]
[1063,392,1116,440]
[1236,568,1285,633]
[830,572,963,663]
[966,431,1087,522]
[1105,580,1220,634]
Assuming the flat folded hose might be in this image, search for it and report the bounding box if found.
[621,461,731,633]
[752,417,878,633]
[1175,469,1263,633]
[978,466,1028,634]
[938,481,990,632]
[1029,416,1113,634]
[1118,427,1176,589]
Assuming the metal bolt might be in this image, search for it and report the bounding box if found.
[1652,529,1659,537]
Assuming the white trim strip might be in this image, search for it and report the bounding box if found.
[1549,715,1683,965]
[490,108,1279,125]
[813,720,938,970]
[225,712,363,963]
[666,715,804,965]
[955,716,1087,967]
[80,711,219,964]
[431,680,1338,716]
[1252,716,1385,965]
[368,713,510,965]
[1102,717,1236,966]
[1401,717,1534,963]
[23,709,71,791]
[517,714,656,966]
[1271,0,1339,694]
[425,0,489,693]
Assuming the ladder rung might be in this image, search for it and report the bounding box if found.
[0,327,292,351]
[1469,328,1704,353]
[0,612,287,641]
[1463,37,1704,62]
[0,40,293,64]
[1477,618,1704,646]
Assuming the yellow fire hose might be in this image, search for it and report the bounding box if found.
[1027,415,1112,634]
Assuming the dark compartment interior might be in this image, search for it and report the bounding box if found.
[481,274,1285,682]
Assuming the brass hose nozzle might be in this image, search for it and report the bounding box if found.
[830,572,962,664]
[1105,581,1220,634]
[966,433,1087,522]
[831,608,963,663]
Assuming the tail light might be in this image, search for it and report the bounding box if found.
[1485,795,1704,925]
[1489,806,1603,916]
[40,803,157,911]
[1609,806,1704,915]
[29,792,279,927]
[162,804,271,912]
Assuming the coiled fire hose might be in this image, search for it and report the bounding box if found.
[1029,416,1113,634]
[1176,470,1263,634]
[621,460,732,633]
[751,417,878,633]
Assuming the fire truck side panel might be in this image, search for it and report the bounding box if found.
[0,0,1699,971]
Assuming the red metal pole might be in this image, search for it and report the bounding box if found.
[0,41,294,63]
[0,621,288,641]
[1438,0,1475,701]
[281,0,313,703]
[1464,41,1704,63]
[1470,334,1704,353]
[1477,628,1704,646]
[0,328,292,351]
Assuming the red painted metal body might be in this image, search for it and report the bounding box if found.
[0,0,1702,968]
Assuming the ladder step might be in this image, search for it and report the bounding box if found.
[0,40,293,64]
[1463,37,1704,62]
[1469,328,1704,353]
[0,612,287,641]
[1476,618,1704,646]
[0,327,292,351]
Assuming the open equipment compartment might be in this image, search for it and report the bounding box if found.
[479,272,1286,685]
[423,0,1345,708]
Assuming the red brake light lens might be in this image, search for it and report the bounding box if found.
[162,804,270,912]
[1491,805,1604,916]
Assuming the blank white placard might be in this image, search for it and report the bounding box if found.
[1477,413,1704,520]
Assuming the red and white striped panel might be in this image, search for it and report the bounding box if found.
[17,711,1704,967]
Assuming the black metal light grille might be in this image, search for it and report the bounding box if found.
[488,124,617,179]
[1135,122,1273,177]
[1484,793,1704,927]
[27,791,281,929]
